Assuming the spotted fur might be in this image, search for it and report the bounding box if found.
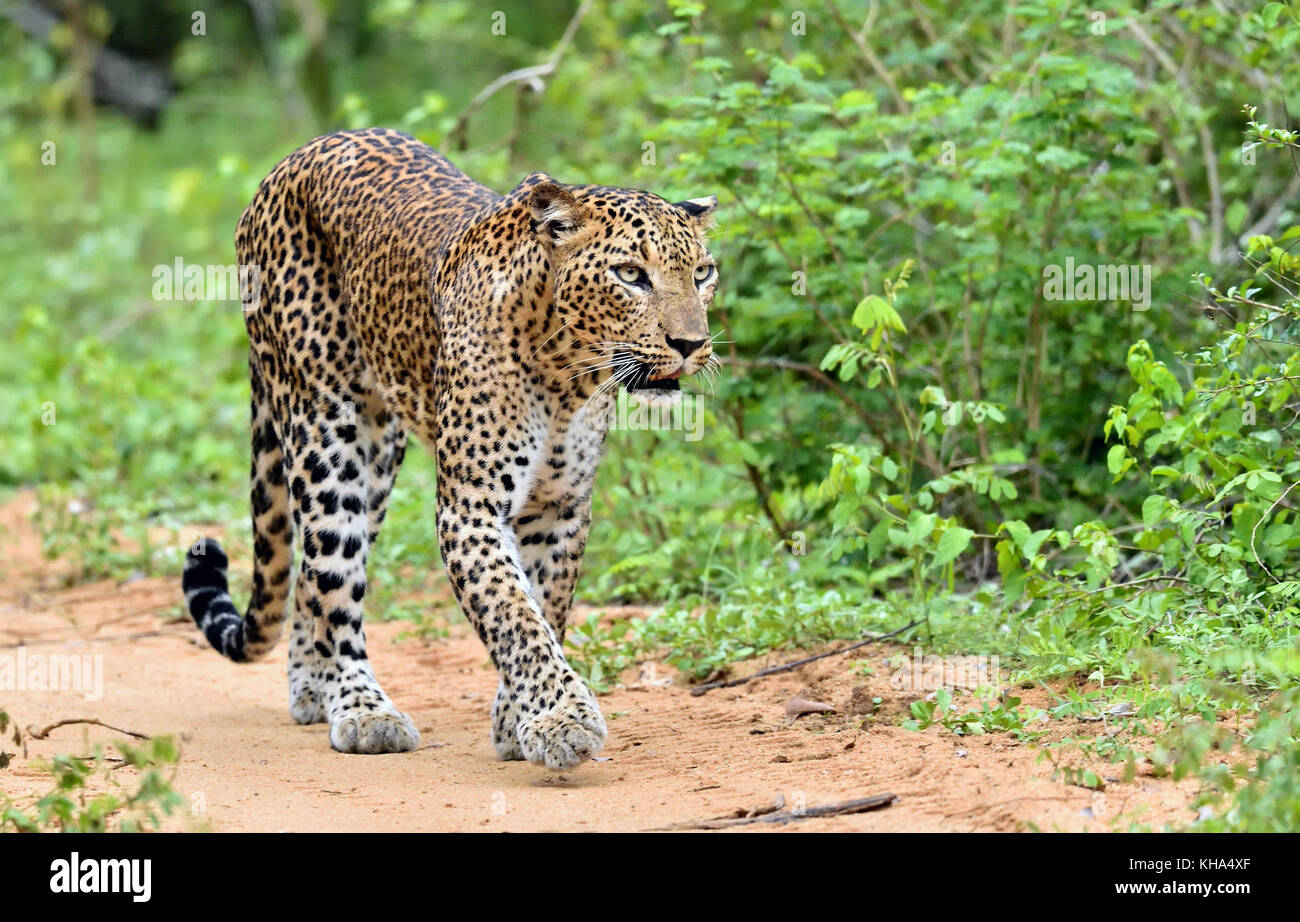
[181,128,718,768]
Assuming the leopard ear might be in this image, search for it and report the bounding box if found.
[675,195,718,229]
[526,179,585,244]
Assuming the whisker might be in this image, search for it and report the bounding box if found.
[558,350,622,372]
[591,361,636,402]
[565,364,627,383]
[593,373,622,402]
[529,317,575,362]
[555,343,641,372]
[565,356,638,383]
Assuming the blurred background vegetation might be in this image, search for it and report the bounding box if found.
[3,0,1300,829]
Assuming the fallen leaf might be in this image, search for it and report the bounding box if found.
[786,693,836,717]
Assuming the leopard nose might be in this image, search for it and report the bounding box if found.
[666,335,707,359]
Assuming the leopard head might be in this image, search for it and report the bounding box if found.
[523,175,719,400]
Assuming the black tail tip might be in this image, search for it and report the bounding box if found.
[186,536,228,567]
[182,537,229,593]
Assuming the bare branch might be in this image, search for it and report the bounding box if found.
[444,0,593,152]
[26,718,151,741]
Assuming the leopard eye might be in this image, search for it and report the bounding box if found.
[613,265,649,288]
[693,264,716,285]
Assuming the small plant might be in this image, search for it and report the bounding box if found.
[32,483,162,584]
[0,735,186,833]
[566,610,644,693]
[902,688,1047,739]
[0,709,17,770]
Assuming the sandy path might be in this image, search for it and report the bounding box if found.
[0,493,1203,832]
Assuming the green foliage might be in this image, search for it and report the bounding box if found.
[0,735,186,833]
[903,689,1048,740]
[0,710,15,770]
[1193,701,1300,833]
[568,577,895,687]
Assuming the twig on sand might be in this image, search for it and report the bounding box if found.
[689,619,923,697]
[26,718,150,741]
[0,627,189,650]
[658,793,898,830]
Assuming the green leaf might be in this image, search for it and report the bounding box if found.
[1004,520,1031,548]
[1022,529,1052,559]
[851,294,906,335]
[929,526,974,570]
[1226,200,1248,234]
[867,518,891,561]
[1142,494,1167,527]
[1107,444,1127,475]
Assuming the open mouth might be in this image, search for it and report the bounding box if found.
[617,352,681,392]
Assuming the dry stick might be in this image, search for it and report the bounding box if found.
[720,182,848,343]
[723,358,881,444]
[1250,478,1300,585]
[101,299,170,341]
[247,0,310,125]
[689,619,923,697]
[1125,18,1223,264]
[0,627,189,650]
[443,0,593,152]
[659,793,898,830]
[27,718,150,741]
[825,0,907,113]
[725,402,789,540]
[1242,173,1300,244]
[906,0,971,85]
[19,582,175,611]
[721,356,945,479]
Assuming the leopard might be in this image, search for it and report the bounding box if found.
[180,128,719,770]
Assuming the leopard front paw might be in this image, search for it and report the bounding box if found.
[329,706,420,754]
[514,676,606,770]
